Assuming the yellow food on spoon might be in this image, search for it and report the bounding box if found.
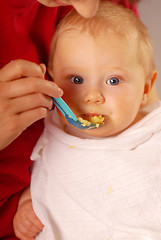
[77,115,104,128]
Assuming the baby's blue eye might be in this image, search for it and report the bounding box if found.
[106,77,120,86]
[70,76,84,84]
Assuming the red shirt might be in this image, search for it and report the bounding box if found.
[0,1,72,238]
[0,0,138,239]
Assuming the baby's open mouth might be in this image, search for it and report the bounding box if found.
[77,114,104,128]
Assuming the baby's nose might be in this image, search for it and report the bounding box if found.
[83,89,104,104]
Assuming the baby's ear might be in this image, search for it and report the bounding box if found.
[142,70,157,105]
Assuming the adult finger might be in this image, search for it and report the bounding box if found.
[16,107,49,130]
[0,59,44,82]
[2,77,63,99]
[9,93,53,114]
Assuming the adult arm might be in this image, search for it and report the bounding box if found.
[0,59,63,150]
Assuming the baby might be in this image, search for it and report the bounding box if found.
[30,1,161,239]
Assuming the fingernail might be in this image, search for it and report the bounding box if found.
[58,88,63,97]
[39,64,46,76]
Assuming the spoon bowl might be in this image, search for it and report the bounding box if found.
[52,97,103,130]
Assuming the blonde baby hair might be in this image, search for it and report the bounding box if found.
[48,0,155,80]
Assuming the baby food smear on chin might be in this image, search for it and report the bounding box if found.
[77,114,104,128]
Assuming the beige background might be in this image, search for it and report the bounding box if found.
[138,0,161,98]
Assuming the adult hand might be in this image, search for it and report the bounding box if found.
[13,199,44,240]
[0,59,63,150]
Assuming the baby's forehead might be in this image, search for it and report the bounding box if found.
[54,29,150,77]
[49,1,154,77]
[57,26,139,51]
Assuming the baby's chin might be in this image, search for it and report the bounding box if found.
[57,111,125,138]
[79,126,106,137]
[80,126,123,138]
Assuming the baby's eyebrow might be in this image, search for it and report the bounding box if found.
[61,66,85,72]
[105,66,128,72]
[105,67,130,77]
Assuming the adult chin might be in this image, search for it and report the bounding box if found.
[37,0,67,7]
[37,0,100,18]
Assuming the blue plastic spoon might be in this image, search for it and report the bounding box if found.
[52,97,100,130]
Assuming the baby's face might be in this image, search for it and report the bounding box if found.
[52,31,147,137]
[37,0,100,18]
